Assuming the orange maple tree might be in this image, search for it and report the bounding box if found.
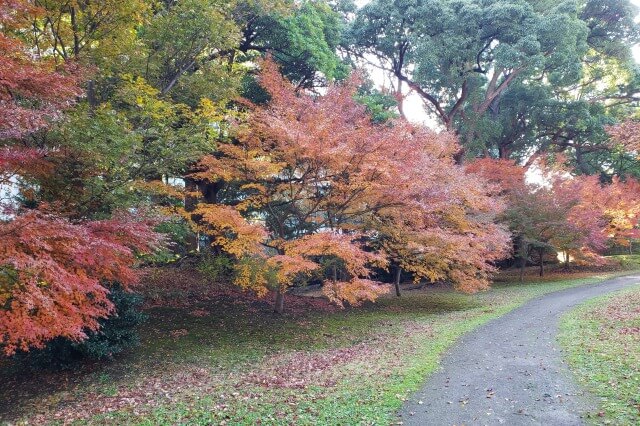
[187,59,510,311]
[468,158,640,276]
[465,158,527,195]
[568,176,640,251]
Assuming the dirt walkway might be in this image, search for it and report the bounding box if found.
[399,274,640,425]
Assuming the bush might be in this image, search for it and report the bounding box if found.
[141,218,194,265]
[610,254,640,270]
[197,254,234,282]
[17,283,146,368]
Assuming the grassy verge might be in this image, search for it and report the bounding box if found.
[608,254,640,270]
[558,285,640,425]
[1,271,633,425]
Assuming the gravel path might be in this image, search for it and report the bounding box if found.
[399,274,640,425]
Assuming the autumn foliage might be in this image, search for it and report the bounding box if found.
[607,121,640,158]
[0,0,160,355]
[2,0,639,356]
[186,59,510,310]
[0,212,159,355]
[570,176,640,251]
[468,157,640,274]
[465,158,527,195]
[0,0,81,140]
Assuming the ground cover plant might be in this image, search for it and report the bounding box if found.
[559,284,640,425]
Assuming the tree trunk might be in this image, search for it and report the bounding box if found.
[396,78,406,120]
[87,80,97,110]
[538,248,544,277]
[519,255,526,282]
[274,288,285,314]
[393,266,402,297]
[70,7,80,57]
[563,251,570,270]
[183,177,199,252]
[575,149,590,175]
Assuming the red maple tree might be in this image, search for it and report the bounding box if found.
[0,0,81,140]
[0,212,160,354]
[0,0,160,355]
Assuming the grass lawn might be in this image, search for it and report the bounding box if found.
[0,268,636,425]
[559,285,640,425]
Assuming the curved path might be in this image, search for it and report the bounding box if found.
[399,274,640,425]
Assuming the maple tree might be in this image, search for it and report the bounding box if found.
[532,166,640,263]
[0,212,159,355]
[186,59,510,312]
[0,0,82,213]
[370,150,511,297]
[0,0,81,140]
[465,158,528,195]
[608,120,640,158]
[469,159,584,277]
[569,175,640,252]
[0,0,161,355]
[508,183,602,275]
[469,157,640,278]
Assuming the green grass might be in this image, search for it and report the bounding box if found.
[559,285,640,425]
[1,271,634,425]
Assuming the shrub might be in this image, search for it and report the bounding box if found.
[141,219,194,265]
[197,254,234,282]
[16,284,146,368]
